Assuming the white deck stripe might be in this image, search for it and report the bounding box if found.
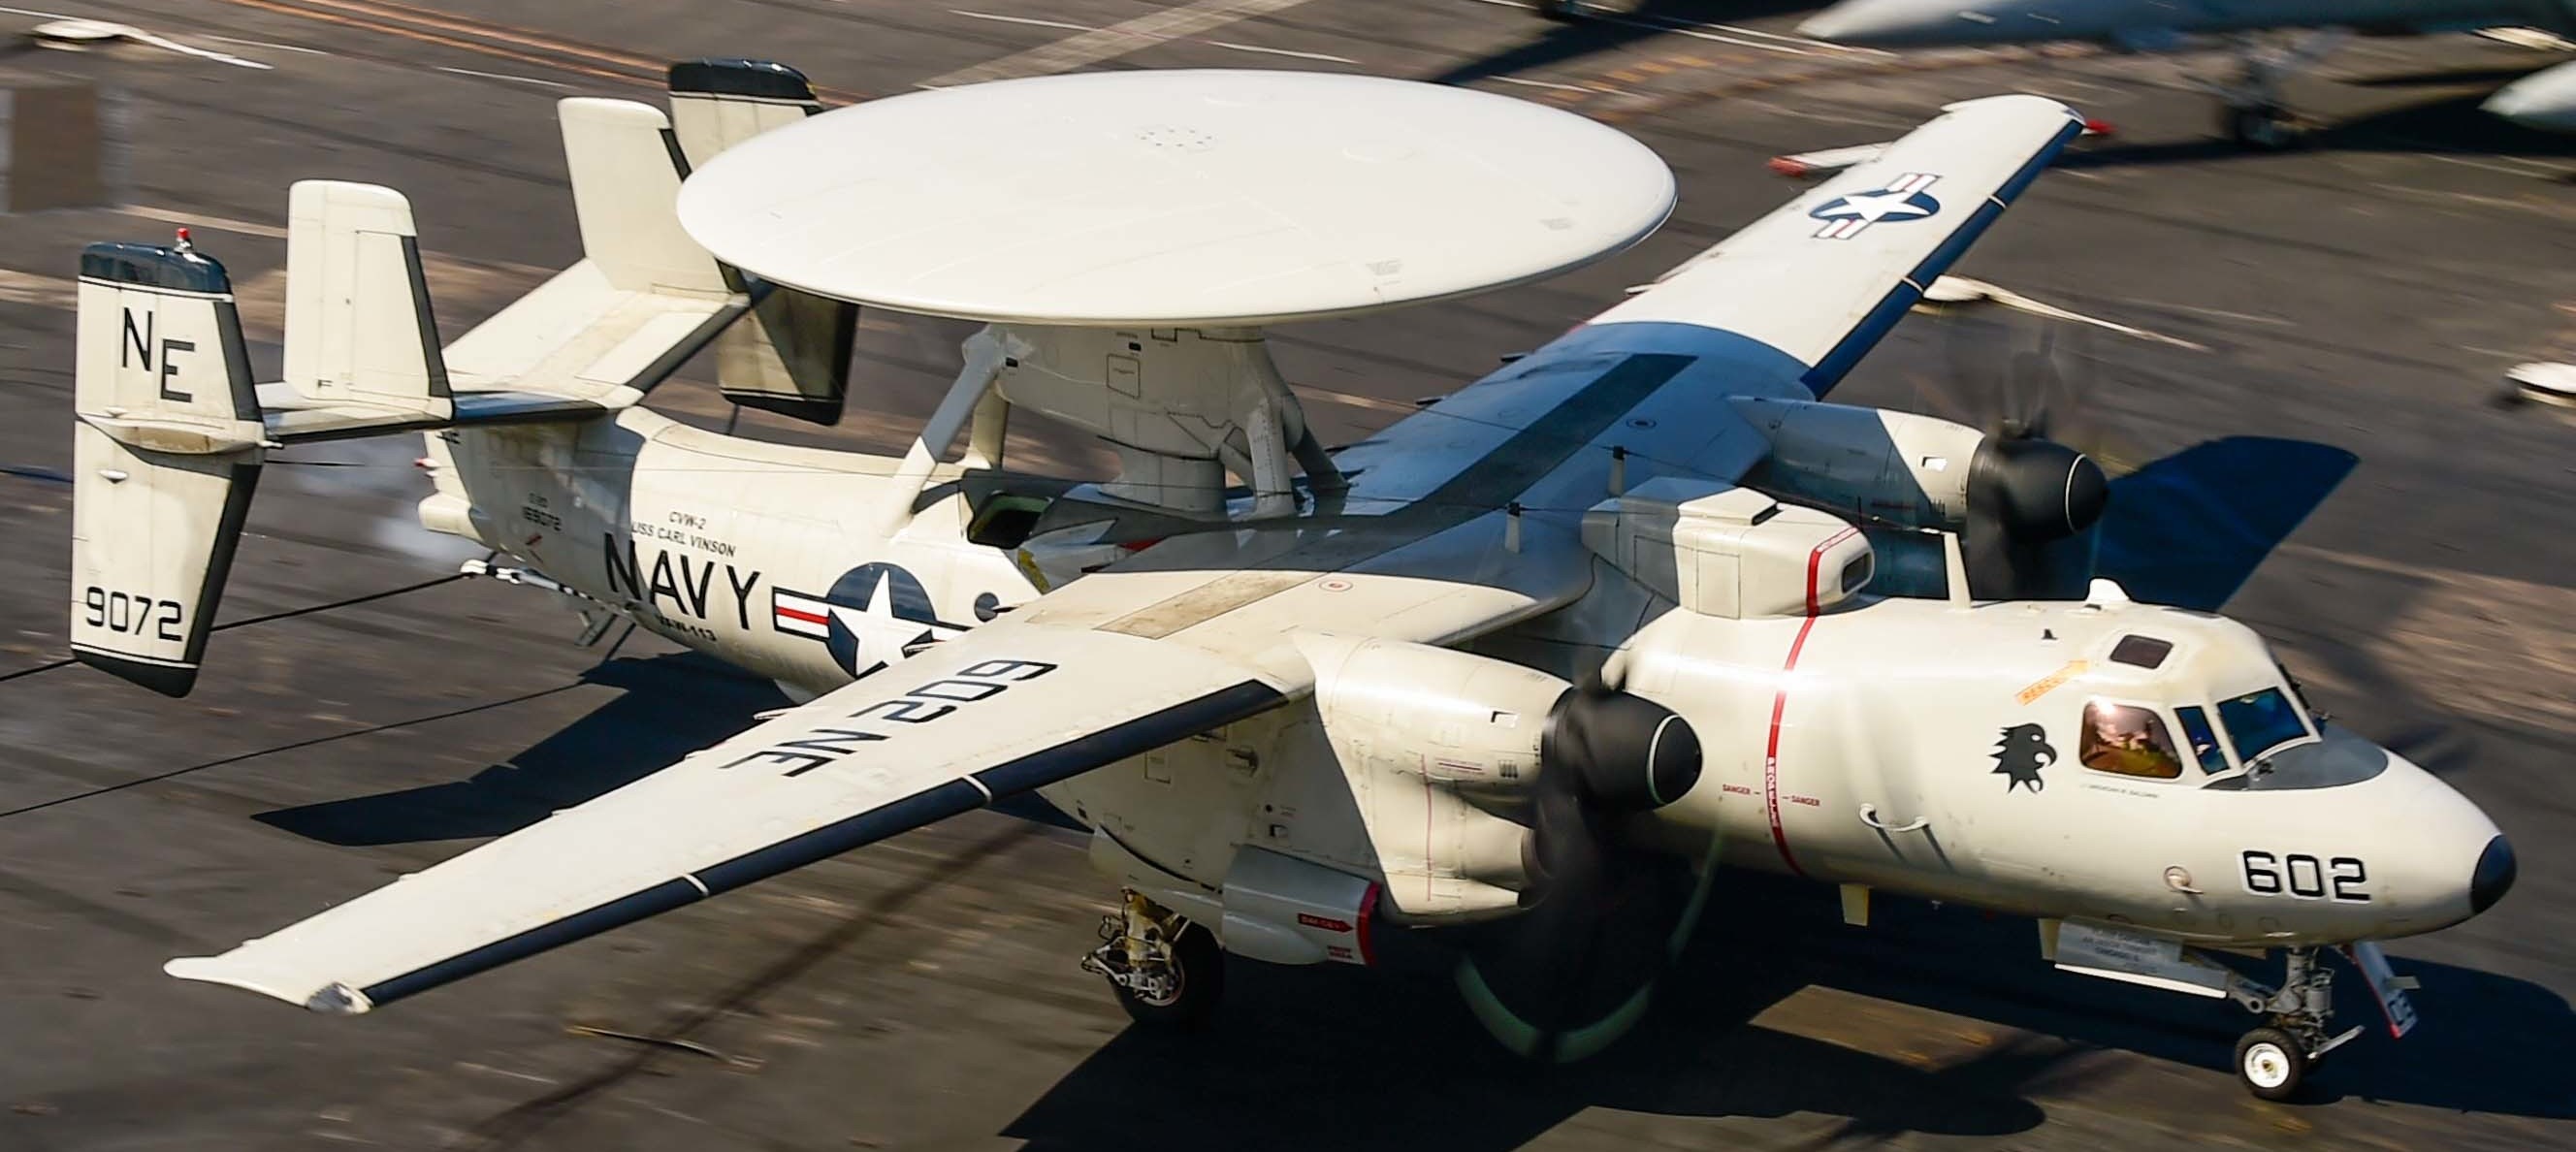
[949,9,1096,32]
[919,0,1320,88]
[1206,40,1355,64]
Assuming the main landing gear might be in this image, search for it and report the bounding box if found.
[1084,889,1225,1029]
[2222,946,2359,1101]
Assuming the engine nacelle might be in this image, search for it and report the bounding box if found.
[1583,478,1876,618]
[1294,634,1701,923]
[1729,397,1984,529]
[1728,398,2108,543]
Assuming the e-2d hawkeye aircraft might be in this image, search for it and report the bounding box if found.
[1798,0,2576,145]
[68,62,2513,1100]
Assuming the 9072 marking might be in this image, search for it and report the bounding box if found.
[83,586,182,642]
[2241,850,2368,903]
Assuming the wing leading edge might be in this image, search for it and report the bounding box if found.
[167,624,1284,1012]
[1597,93,2086,395]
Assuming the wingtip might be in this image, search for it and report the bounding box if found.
[1937,93,2086,125]
[164,956,373,1014]
[303,982,374,1014]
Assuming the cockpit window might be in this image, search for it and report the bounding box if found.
[2174,706,2232,775]
[2080,700,2185,780]
[2109,635,2174,669]
[2219,688,2311,763]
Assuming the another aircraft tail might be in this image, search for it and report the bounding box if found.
[68,59,855,696]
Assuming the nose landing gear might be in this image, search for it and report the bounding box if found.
[2222,946,2361,1100]
[1083,889,1225,1030]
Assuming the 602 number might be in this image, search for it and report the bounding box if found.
[82,586,182,642]
[2241,850,2368,903]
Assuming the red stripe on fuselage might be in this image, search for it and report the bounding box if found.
[775,605,827,625]
[1763,527,1858,878]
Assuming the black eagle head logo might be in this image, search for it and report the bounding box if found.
[1992,723,2056,793]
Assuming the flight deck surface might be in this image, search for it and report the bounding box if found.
[0,2,2570,1149]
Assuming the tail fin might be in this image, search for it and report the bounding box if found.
[70,63,843,695]
[273,180,453,438]
[667,59,857,426]
[434,96,742,410]
[70,242,264,696]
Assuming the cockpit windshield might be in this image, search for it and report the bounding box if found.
[2218,688,2311,763]
[2174,706,2232,775]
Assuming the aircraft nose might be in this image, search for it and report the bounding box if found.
[2470,834,2517,914]
[1796,0,1942,45]
[2485,85,2535,120]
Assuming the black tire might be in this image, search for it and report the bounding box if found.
[2235,1026,2307,1101]
[1111,922,1224,1031]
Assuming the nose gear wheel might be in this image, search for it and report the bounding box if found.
[2220,946,2362,1100]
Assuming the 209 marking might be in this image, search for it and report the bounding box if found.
[720,657,1058,777]
[83,586,182,642]
[2241,850,2368,903]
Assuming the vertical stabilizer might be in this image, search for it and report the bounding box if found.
[562,97,726,297]
[70,241,264,696]
[666,59,856,426]
[282,179,451,420]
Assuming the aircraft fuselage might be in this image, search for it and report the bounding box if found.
[417,400,2502,955]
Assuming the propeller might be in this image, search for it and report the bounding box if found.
[1457,673,1721,1062]
[1909,299,2118,601]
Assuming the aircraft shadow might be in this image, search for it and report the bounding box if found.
[2095,435,2360,613]
[252,648,1086,847]
[1425,2,1829,88]
[1006,927,2069,1152]
[1009,870,2574,1150]
[2339,62,2570,90]
[254,650,789,847]
[2062,92,2576,169]
[1769,876,2576,1119]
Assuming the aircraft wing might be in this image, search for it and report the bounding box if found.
[165,624,1285,1012]
[1600,93,2087,394]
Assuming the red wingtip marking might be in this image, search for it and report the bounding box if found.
[2081,118,2115,138]
[1767,156,1809,177]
